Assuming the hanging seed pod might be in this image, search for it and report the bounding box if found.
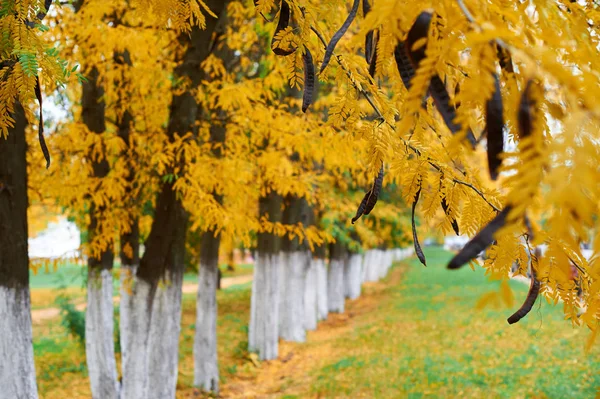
[271,1,295,56]
[486,73,504,180]
[351,165,384,223]
[441,197,460,236]
[405,12,476,148]
[412,187,426,266]
[448,206,511,269]
[320,0,361,73]
[364,0,374,64]
[302,48,315,112]
[36,0,53,21]
[394,41,416,89]
[428,75,477,148]
[368,40,378,78]
[507,248,541,324]
[351,190,369,224]
[497,45,514,74]
[518,80,535,139]
[364,165,383,215]
[34,77,50,169]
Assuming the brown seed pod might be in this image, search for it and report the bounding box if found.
[412,187,426,266]
[320,0,361,73]
[404,12,476,148]
[486,73,504,180]
[447,206,511,269]
[368,39,378,79]
[364,0,374,64]
[271,1,295,56]
[518,80,535,139]
[351,165,383,223]
[507,249,540,324]
[441,196,460,236]
[497,45,514,74]
[302,48,315,113]
[393,41,416,90]
[34,76,50,169]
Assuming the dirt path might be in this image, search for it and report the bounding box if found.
[31,274,253,324]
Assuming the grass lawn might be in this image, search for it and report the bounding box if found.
[29,263,254,309]
[33,248,599,398]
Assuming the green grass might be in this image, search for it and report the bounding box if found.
[32,247,600,398]
[310,247,600,398]
[31,263,254,289]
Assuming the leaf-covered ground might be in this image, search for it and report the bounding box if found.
[33,248,599,398]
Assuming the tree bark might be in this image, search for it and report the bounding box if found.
[193,115,227,392]
[120,3,230,397]
[0,102,39,399]
[314,243,328,321]
[81,66,119,399]
[194,226,220,392]
[344,251,362,300]
[248,191,282,360]
[327,240,347,313]
[279,195,310,342]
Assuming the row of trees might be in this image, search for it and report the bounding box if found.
[3,0,600,397]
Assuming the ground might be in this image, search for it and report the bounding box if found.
[32,248,600,398]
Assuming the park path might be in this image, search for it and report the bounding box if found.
[30,274,253,324]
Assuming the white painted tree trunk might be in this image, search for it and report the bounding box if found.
[147,276,184,399]
[303,259,318,331]
[0,286,38,399]
[327,256,345,313]
[361,251,369,283]
[365,250,379,282]
[315,259,328,321]
[345,253,362,300]
[86,269,119,399]
[120,278,152,399]
[248,252,280,360]
[194,264,219,393]
[119,264,137,374]
[279,251,308,342]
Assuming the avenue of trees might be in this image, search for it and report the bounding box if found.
[2,0,600,397]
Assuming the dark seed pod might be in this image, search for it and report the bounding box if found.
[486,73,504,180]
[34,77,50,169]
[351,165,383,223]
[36,0,53,21]
[404,12,476,148]
[412,188,426,266]
[405,11,432,67]
[351,190,370,224]
[271,1,295,56]
[507,251,540,324]
[429,75,477,148]
[364,165,383,215]
[393,41,416,90]
[302,48,315,113]
[368,40,377,79]
[441,196,460,236]
[320,0,361,73]
[497,45,514,74]
[518,80,535,139]
[447,206,511,269]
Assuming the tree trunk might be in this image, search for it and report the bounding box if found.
[327,241,347,313]
[121,4,230,396]
[248,192,282,360]
[303,257,318,331]
[194,228,220,392]
[81,66,120,399]
[314,243,328,321]
[345,251,362,300]
[279,195,310,342]
[0,102,39,399]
